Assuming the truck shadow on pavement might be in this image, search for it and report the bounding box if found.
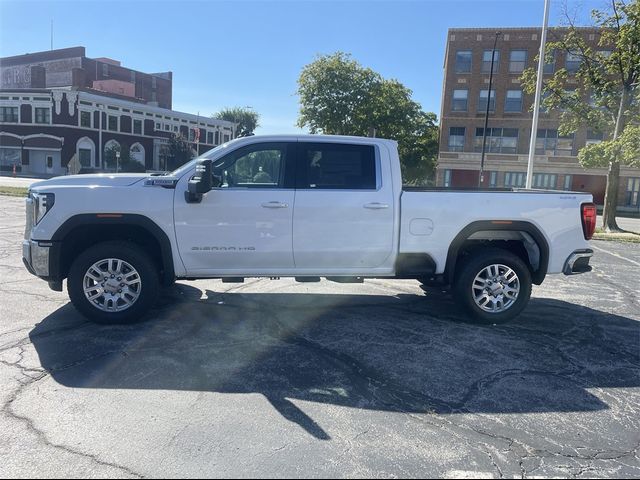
[29,284,640,440]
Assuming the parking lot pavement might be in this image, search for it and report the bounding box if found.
[0,195,639,478]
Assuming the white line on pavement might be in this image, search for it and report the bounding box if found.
[592,244,640,267]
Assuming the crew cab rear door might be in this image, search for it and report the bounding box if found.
[292,141,395,271]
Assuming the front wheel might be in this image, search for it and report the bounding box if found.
[453,248,532,324]
[68,241,160,324]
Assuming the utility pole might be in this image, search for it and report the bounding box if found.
[479,31,501,187]
[526,0,551,189]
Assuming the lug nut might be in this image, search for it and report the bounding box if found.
[120,283,125,287]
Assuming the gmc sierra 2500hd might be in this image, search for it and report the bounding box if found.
[23,135,596,324]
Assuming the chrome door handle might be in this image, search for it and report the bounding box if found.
[261,201,288,209]
[364,202,389,209]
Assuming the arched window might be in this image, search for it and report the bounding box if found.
[103,139,120,170]
[129,142,145,165]
[76,137,96,168]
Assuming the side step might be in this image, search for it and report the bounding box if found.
[295,277,321,283]
[222,277,245,283]
[326,276,364,283]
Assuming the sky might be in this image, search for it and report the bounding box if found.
[0,0,604,134]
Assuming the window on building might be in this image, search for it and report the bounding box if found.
[215,131,220,144]
[626,178,640,207]
[46,156,53,169]
[79,148,92,167]
[504,172,526,188]
[0,106,18,123]
[504,90,523,112]
[223,134,230,143]
[452,89,468,111]
[80,111,92,128]
[207,131,214,144]
[102,63,109,77]
[478,89,496,112]
[443,169,452,188]
[155,122,161,131]
[532,173,558,189]
[489,171,498,188]
[564,175,572,191]
[448,127,466,152]
[164,124,171,131]
[566,51,582,73]
[35,107,50,124]
[543,50,556,74]
[509,50,527,73]
[131,71,136,83]
[474,127,518,154]
[586,130,604,146]
[535,129,574,156]
[455,50,472,73]
[481,50,500,73]
[108,115,118,131]
[133,119,142,134]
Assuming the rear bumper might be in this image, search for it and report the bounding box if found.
[563,249,593,275]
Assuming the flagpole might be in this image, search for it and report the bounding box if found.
[526,0,551,189]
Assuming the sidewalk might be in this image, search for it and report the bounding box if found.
[0,176,39,188]
[597,215,640,234]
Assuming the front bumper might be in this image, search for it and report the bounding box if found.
[563,249,593,275]
[22,240,52,277]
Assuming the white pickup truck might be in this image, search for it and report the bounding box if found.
[23,135,596,324]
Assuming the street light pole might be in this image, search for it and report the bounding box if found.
[526,0,551,189]
[479,31,501,187]
[115,150,120,173]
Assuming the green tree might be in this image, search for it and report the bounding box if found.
[166,134,196,171]
[214,107,260,137]
[521,0,640,231]
[297,52,439,185]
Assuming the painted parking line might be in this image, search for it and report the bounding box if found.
[592,244,640,267]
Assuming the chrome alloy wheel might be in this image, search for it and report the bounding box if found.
[471,264,520,313]
[83,258,142,312]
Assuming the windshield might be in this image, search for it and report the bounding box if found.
[169,142,232,177]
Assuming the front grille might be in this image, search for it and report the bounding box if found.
[24,196,34,240]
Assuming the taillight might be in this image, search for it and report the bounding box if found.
[581,203,597,240]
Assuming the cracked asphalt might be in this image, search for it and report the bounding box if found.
[0,195,639,479]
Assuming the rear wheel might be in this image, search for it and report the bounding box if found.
[454,248,532,323]
[68,241,160,324]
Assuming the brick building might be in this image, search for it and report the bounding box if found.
[0,48,235,176]
[436,27,640,212]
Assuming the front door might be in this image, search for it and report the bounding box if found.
[292,141,395,272]
[174,142,296,275]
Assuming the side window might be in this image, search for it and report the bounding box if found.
[217,143,289,188]
[298,143,376,190]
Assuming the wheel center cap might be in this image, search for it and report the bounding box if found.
[104,279,120,293]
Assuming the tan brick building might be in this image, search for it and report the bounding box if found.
[436,27,640,212]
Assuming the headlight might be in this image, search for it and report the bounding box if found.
[32,192,55,225]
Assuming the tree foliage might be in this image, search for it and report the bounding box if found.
[521,0,640,230]
[214,107,260,137]
[297,52,439,184]
[166,134,196,171]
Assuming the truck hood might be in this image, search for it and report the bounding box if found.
[30,173,149,190]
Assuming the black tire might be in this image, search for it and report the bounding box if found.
[453,248,532,324]
[68,241,160,324]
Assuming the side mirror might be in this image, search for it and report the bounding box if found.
[186,159,213,203]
